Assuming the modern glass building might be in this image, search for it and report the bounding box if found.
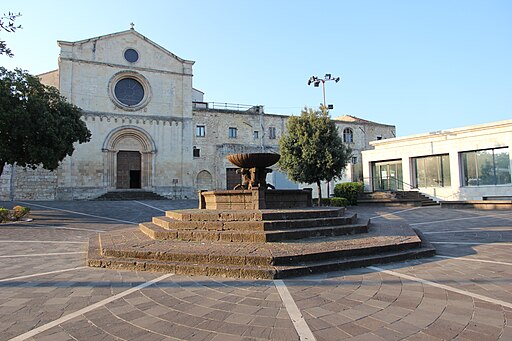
[362,120,512,201]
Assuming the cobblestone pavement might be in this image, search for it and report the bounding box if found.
[0,200,511,340]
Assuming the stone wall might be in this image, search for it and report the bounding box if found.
[13,167,57,200]
[192,108,284,190]
[5,29,397,201]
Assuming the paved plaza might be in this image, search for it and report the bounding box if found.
[0,200,511,340]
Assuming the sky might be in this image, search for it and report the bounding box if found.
[1,0,511,137]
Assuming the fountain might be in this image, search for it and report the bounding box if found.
[198,153,312,210]
[87,152,435,279]
[227,153,280,189]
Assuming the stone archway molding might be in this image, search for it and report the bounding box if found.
[102,125,157,152]
[102,125,156,189]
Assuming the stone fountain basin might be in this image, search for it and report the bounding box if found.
[226,153,280,169]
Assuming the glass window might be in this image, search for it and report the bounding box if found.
[124,48,139,63]
[193,147,200,157]
[495,149,512,185]
[269,127,276,139]
[253,131,259,139]
[372,160,403,191]
[343,128,353,143]
[351,156,358,164]
[196,125,205,137]
[414,154,451,187]
[114,78,144,106]
[228,127,237,138]
[461,148,510,186]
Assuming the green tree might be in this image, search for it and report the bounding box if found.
[0,12,21,57]
[0,67,91,177]
[279,106,351,204]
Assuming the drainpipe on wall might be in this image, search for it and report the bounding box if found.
[259,106,265,151]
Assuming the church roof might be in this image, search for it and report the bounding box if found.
[58,28,194,65]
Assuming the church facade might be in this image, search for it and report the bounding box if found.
[0,29,395,200]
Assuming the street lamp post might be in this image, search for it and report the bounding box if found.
[307,73,341,198]
[307,74,340,113]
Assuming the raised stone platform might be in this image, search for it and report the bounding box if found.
[87,206,435,279]
[440,200,512,210]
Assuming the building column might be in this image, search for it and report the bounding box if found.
[449,150,461,198]
[402,156,413,190]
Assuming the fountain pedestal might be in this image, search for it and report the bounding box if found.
[199,187,313,210]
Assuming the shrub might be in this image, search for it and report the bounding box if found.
[334,182,364,205]
[0,206,30,222]
[319,197,349,207]
[320,198,331,206]
[0,208,9,222]
[329,197,349,207]
[12,206,30,220]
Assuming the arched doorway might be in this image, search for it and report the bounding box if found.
[102,126,156,190]
[117,151,141,189]
[196,170,213,191]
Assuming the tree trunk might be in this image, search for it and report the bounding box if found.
[316,180,322,206]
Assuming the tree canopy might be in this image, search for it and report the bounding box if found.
[0,67,91,177]
[278,106,351,203]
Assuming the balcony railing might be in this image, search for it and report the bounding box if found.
[365,176,418,192]
[193,102,262,112]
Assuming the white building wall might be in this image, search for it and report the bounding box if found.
[362,120,512,201]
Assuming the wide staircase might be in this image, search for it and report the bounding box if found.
[88,206,435,279]
[358,191,438,206]
[95,190,167,201]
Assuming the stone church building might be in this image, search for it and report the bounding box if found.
[0,29,395,200]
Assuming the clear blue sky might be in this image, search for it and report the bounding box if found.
[2,0,511,136]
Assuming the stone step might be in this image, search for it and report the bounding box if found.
[152,213,358,232]
[358,191,438,206]
[95,191,167,201]
[165,207,345,222]
[273,246,435,279]
[87,229,434,280]
[140,219,369,242]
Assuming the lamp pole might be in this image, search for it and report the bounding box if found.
[307,73,341,198]
[307,74,340,113]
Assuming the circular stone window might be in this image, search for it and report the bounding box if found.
[124,48,139,63]
[114,78,144,106]
[109,71,151,111]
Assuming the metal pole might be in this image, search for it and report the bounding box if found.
[322,80,327,112]
[322,80,329,197]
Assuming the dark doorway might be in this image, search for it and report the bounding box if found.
[117,151,141,189]
[130,170,141,189]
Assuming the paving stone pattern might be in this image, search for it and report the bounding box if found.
[0,200,511,340]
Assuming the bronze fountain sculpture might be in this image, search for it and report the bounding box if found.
[227,153,280,189]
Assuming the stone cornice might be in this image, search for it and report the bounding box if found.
[59,57,193,77]
[81,111,192,126]
[58,29,195,65]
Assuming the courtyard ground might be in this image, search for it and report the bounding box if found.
[0,200,511,340]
